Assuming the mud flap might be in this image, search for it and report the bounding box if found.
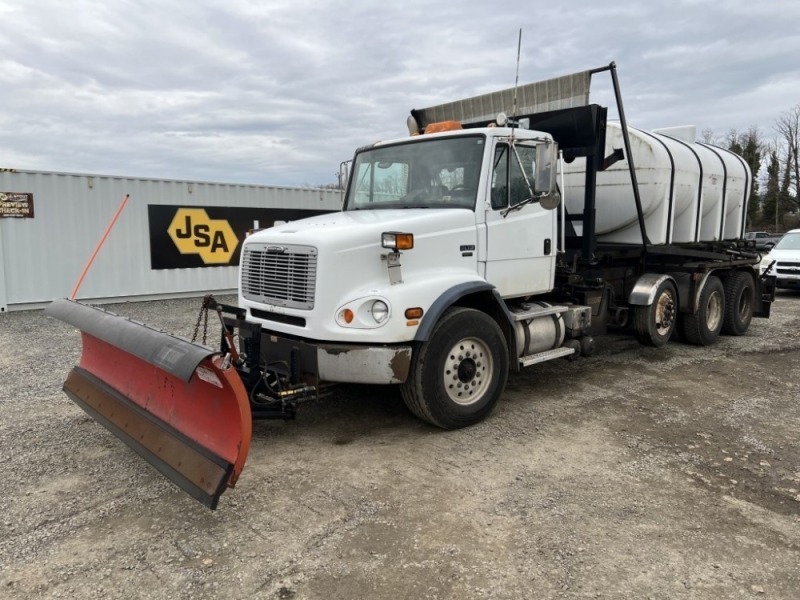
[45,299,252,509]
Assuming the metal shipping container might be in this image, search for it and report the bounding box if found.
[0,169,342,312]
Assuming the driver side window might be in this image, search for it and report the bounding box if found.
[510,146,536,206]
[491,143,537,210]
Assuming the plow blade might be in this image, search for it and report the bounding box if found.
[45,299,252,509]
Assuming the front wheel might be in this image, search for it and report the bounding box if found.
[401,307,509,429]
[680,275,725,346]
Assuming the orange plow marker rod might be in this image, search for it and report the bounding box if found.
[70,193,130,300]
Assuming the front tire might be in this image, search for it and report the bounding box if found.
[401,307,509,429]
[722,272,755,336]
[680,275,725,346]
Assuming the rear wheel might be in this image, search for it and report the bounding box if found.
[632,279,678,347]
[680,275,725,346]
[401,307,509,429]
[722,272,755,336]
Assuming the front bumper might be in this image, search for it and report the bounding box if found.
[231,315,412,386]
[776,277,800,289]
[771,261,800,289]
[317,343,412,384]
[263,332,412,384]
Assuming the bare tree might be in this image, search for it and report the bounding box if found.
[775,105,800,213]
[699,128,716,144]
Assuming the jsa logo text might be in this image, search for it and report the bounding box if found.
[168,208,239,264]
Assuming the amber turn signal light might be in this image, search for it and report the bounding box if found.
[382,232,414,251]
[404,307,424,319]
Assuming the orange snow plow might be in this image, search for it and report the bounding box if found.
[45,299,252,509]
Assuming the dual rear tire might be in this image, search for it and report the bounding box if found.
[680,273,755,344]
[635,272,755,347]
[721,272,755,336]
[679,276,725,345]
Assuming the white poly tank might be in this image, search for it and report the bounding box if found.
[561,123,751,245]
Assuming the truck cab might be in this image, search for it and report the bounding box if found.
[343,125,559,298]
[238,125,563,427]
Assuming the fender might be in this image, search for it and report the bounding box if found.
[414,283,528,373]
[628,273,677,306]
[689,269,721,313]
[675,269,726,314]
[414,281,509,341]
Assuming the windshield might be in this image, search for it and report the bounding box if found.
[774,232,800,250]
[345,135,485,210]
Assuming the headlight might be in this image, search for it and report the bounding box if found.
[336,297,391,328]
[371,300,389,323]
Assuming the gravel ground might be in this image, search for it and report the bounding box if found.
[1,291,799,599]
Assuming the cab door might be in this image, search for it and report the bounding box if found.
[483,140,556,298]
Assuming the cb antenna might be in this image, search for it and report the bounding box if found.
[510,28,522,141]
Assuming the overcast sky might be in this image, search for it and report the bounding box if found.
[1,0,798,187]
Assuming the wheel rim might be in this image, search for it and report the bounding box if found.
[706,291,723,331]
[654,290,676,336]
[443,337,493,406]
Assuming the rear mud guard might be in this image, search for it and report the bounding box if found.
[45,299,252,509]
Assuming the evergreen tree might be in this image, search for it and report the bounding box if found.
[726,128,763,227]
[779,152,793,225]
[762,149,780,228]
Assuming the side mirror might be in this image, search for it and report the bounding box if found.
[534,142,558,194]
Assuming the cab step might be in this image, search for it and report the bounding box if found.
[519,346,576,367]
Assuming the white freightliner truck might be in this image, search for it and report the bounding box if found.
[47,64,776,508]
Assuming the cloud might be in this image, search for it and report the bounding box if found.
[0,0,798,185]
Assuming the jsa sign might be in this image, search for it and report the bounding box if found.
[168,208,239,264]
[148,205,334,269]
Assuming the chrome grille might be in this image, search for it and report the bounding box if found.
[241,244,317,310]
[775,261,800,275]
